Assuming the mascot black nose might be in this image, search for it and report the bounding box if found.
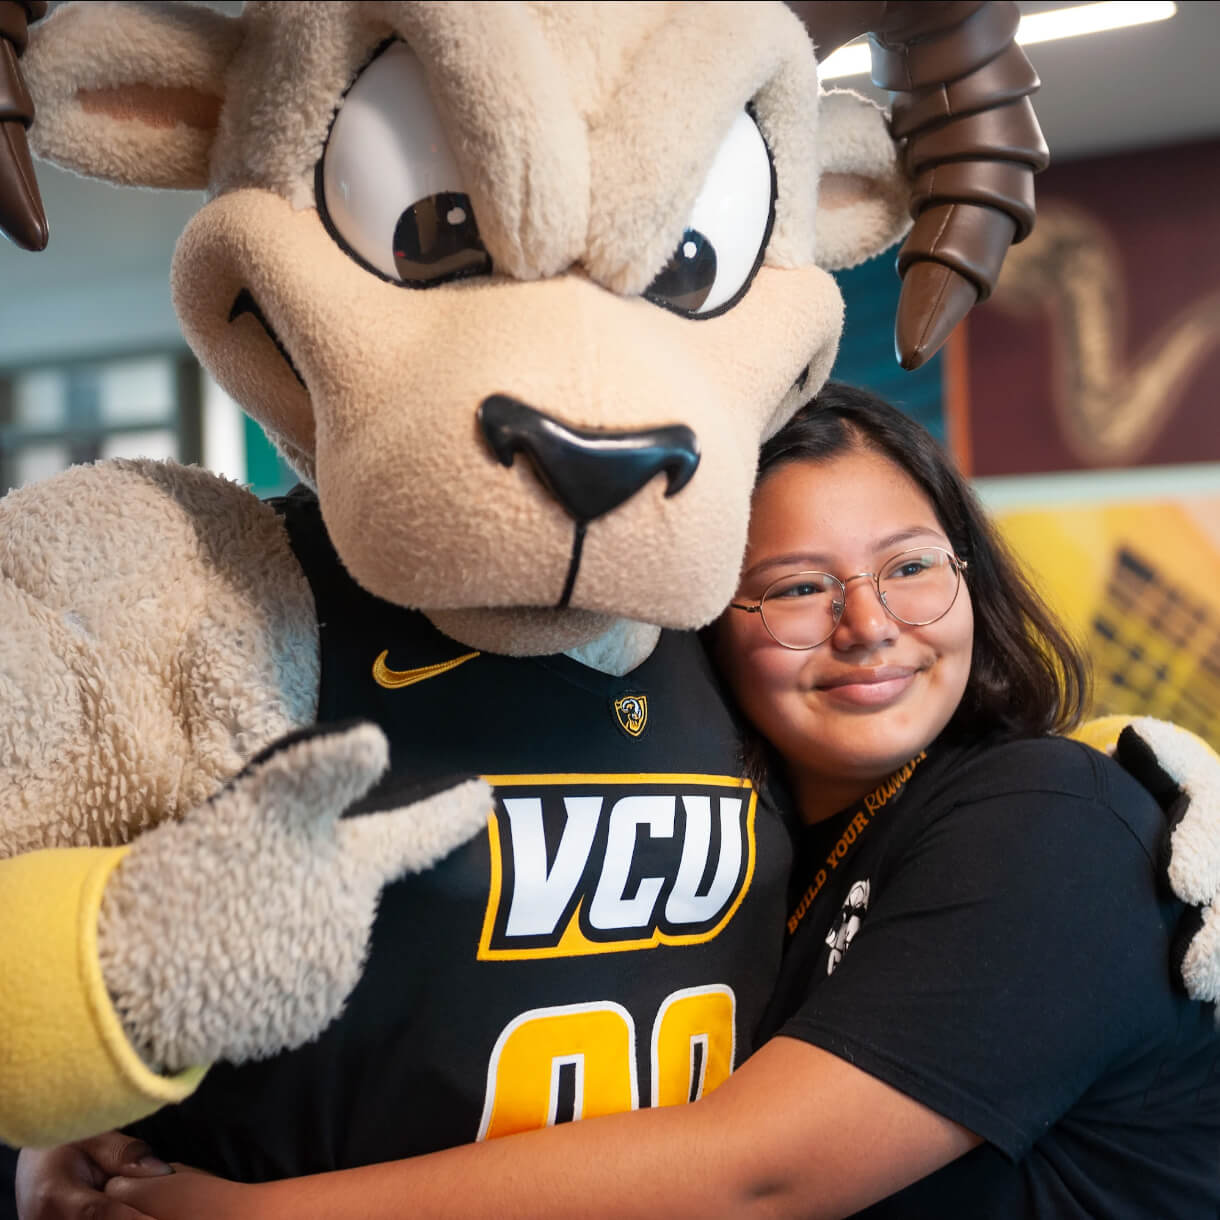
[478,394,700,524]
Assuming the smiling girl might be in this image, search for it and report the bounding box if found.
[28,383,1220,1219]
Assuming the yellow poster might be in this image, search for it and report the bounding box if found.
[998,499,1220,752]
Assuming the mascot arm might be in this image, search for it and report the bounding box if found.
[1074,716,1220,1011]
[0,459,320,856]
[0,462,492,1140]
[0,461,309,1140]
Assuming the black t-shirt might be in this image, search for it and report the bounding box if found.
[130,488,792,1180]
[762,734,1220,1218]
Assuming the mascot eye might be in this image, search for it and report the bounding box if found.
[644,110,775,318]
[318,41,492,287]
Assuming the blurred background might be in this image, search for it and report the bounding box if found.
[1,0,1219,747]
[825,0,1220,752]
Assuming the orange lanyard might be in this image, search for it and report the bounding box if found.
[785,751,927,937]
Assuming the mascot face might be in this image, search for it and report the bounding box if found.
[24,1,909,644]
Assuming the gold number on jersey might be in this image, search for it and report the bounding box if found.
[478,986,736,1140]
[651,985,736,1107]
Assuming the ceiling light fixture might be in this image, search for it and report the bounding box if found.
[819,1,1178,80]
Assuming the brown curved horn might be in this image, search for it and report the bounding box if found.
[790,1,1048,369]
[0,0,47,251]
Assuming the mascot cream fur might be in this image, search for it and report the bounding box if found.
[1,0,1218,1175]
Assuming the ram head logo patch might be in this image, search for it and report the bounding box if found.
[613,695,648,738]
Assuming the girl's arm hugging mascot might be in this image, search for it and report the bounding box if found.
[1,0,1218,1161]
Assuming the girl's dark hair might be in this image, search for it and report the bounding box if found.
[733,381,1089,777]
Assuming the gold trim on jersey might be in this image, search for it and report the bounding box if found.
[478,772,758,960]
[372,648,480,689]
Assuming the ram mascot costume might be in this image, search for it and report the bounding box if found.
[2,0,1219,1181]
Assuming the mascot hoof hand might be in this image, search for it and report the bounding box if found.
[94,721,491,1072]
[1107,717,1220,1009]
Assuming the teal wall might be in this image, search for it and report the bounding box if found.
[831,249,944,442]
[242,414,296,497]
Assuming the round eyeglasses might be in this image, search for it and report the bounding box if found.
[729,546,968,650]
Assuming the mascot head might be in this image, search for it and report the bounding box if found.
[5,0,1044,655]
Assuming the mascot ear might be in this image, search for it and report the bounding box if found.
[23,0,240,190]
[814,88,910,273]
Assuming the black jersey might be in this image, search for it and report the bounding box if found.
[130,487,792,1181]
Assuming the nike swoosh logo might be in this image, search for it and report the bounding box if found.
[372,649,480,690]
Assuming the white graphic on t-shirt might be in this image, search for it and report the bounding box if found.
[825,879,870,975]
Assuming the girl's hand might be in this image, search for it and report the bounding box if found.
[15,1132,169,1220]
[105,1166,268,1220]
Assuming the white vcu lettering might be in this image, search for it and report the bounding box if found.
[496,789,750,943]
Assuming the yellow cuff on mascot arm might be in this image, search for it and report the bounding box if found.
[0,846,206,1148]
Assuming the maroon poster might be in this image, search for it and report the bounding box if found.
[961,138,1220,476]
